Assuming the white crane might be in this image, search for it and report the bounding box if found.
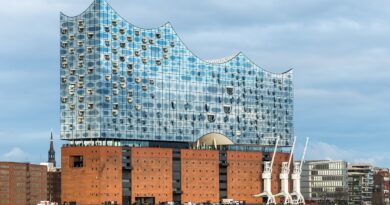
[290,137,309,205]
[253,137,280,204]
[274,136,296,204]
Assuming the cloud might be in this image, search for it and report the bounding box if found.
[298,140,390,168]
[0,147,30,162]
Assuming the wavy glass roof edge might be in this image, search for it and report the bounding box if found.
[60,0,293,75]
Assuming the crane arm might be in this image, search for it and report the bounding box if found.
[299,137,309,171]
[270,136,280,168]
[287,136,296,168]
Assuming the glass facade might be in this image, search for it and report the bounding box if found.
[60,0,294,146]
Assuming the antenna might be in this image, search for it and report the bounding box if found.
[270,136,280,168]
[288,136,296,168]
[299,137,309,171]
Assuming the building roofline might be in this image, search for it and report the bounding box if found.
[60,0,293,75]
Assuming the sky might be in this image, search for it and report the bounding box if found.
[0,0,389,168]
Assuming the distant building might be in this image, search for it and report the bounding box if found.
[348,164,374,205]
[42,132,61,205]
[0,162,47,205]
[372,167,390,205]
[301,160,348,204]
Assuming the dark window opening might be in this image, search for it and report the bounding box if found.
[71,156,84,168]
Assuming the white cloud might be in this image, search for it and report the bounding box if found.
[0,147,30,162]
[297,140,390,168]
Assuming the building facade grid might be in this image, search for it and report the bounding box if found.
[60,0,294,147]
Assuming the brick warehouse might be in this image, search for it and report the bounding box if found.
[62,146,291,205]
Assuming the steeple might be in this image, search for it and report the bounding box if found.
[48,131,56,167]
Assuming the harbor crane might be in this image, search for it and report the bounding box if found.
[290,137,309,205]
[274,136,296,204]
[253,137,280,204]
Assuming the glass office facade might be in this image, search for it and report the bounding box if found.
[301,160,349,203]
[60,0,294,146]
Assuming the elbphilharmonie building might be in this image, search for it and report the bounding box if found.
[60,1,295,204]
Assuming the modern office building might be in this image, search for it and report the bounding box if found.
[372,167,389,205]
[0,162,47,205]
[60,0,295,204]
[348,164,374,205]
[301,160,348,205]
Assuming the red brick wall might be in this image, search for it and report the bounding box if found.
[181,149,219,203]
[226,151,263,204]
[61,146,122,205]
[130,147,173,204]
[0,162,47,205]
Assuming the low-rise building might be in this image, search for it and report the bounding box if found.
[0,162,47,205]
[348,164,374,205]
[372,167,390,205]
[301,160,348,205]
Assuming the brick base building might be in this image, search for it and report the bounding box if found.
[61,145,291,205]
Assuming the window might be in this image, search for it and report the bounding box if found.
[61,28,68,34]
[78,26,84,33]
[70,156,83,168]
[61,97,68,103]
[223,105,232,114]
[207,113,215,122]
[226,86,234,95]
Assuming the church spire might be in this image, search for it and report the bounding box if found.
[48,131,56,167]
